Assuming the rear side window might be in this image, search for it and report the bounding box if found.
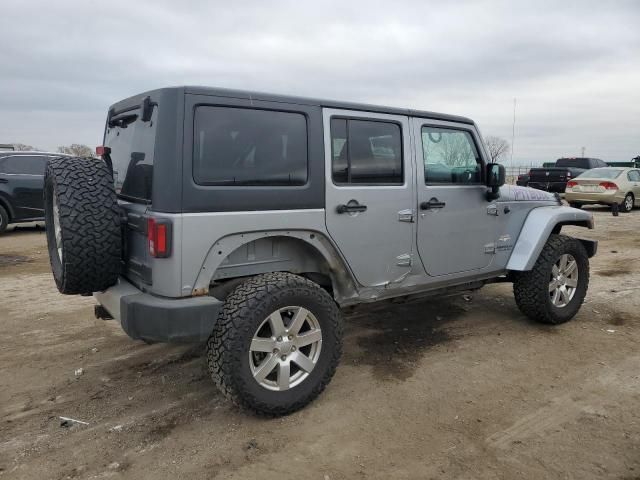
[628,170,640,182]
[0,155,47,175]
[193,106,308,186]
[330,118,403,185]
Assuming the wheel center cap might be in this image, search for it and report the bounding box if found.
[277,339,293,354]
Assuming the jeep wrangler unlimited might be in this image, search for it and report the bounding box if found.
[44,86,597,415]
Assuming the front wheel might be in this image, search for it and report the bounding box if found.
[207,272,343,415]
[513,234,589,324]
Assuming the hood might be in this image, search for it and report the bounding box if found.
[497,185,558,203]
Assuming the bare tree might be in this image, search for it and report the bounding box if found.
[438,134,474,167]
[12,143,37,151]
[57,144,95,157]
[484,136,510,163]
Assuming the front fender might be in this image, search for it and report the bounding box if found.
[507,206,595,271]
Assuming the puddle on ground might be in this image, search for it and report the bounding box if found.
[0,254,31,268]
[345,299,465,382]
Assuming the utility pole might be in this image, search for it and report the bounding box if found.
[510,98,516,168]
[581,146,585,158]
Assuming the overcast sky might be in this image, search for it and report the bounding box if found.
[2,0,638,165]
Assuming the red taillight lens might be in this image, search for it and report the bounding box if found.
[147,218,172,258]
[96,145,111,156]
[567,180,577,188]
[599,181,618,190]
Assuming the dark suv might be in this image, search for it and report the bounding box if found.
[0,151,69,233]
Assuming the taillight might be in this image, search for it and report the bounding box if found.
[96,145,111,156]
[147,217,172,258]
[599,181,618,190]
[567,180,577,188]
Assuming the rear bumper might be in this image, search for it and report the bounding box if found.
[528,181,566,193]
[564,190,625,205]
[94,277,221,343]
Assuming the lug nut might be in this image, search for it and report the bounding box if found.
[288,335,293,340]
[277,336,282,342]
[273,348,279,354]
[291,346,296,351]
[281,355,287,361]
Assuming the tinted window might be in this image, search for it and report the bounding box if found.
[628,170,640,182]
[331,118,402,184]
[105,105,157,202]
[421,127,481,184]
[193,107,307,186]
[556,158,592,168]
[0,155,47,175]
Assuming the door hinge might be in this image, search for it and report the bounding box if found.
[484,243,496,254]
[396,253,412,266]
[398,209,415,223]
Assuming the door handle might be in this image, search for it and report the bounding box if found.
[0,178,8,183]
[336,202,367,214]
[420,197,446,210]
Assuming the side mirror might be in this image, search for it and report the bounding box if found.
[486,163,505,199]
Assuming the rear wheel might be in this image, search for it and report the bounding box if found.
[513,234,589,324]
[207,272,343,416]
[0,205,8,234]
[621,193,634,213]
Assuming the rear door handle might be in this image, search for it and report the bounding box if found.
[336,202,367,214]
[420,197,446,210]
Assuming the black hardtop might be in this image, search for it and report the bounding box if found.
[109,86,475,125]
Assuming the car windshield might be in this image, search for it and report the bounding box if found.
[577,168,623,179]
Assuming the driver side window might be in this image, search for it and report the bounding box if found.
[421,127,482,184]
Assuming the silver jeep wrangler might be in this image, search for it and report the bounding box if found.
[44,86,597,415]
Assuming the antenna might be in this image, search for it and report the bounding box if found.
[581,146,585,157]
[510,98,516,167]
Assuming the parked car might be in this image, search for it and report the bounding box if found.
[0,144,15,152]
[565,167,640,212]
[528,157,608,193]
[43,86,597,415]
[0,151,69,233]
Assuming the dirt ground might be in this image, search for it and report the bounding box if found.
[0,209,639,480]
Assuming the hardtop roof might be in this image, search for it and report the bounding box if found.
[110,86,475,125]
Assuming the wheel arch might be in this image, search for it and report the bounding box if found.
[193,231,359,304]
[507,206,597,271]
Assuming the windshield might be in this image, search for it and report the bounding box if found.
[104,105,157,203]
[577,168,623,179]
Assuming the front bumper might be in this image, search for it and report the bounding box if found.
[94,277,222,343]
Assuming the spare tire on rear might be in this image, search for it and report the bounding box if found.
[44,156,121,295]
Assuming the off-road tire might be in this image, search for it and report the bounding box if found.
[0,204,8,234]
[568,202,582,209]
[513,234,589,324]
[621,193,634,213]
[207,272,343,416]
[44,156,121,295]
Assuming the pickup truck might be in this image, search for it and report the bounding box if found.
[528,157,608,193]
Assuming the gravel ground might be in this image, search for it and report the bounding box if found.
[0,208,639,480]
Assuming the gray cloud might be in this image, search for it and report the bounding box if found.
[1,0,638,163]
